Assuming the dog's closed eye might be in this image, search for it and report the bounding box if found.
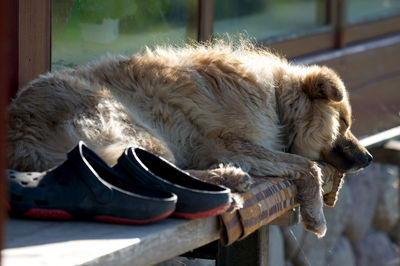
[340,117,349,128]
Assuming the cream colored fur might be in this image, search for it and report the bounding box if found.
[8,42,360,237]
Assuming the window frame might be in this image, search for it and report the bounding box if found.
[345,14,400,44]
[18,0,400,83]
[14,0,400,137]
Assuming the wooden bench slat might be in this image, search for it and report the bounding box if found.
[3,217,219,266]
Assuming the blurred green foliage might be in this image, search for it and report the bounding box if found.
[118,0,188,34]
[214,0,268,19]
[79,0,138,23]
[53,0,189,37]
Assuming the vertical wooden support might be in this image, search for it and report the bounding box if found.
[328,0,347,48]
[217,226,269,266]
[2,1,19,102]
[18,0,51,89]
[198,0,214,43]
[0,0,19,263]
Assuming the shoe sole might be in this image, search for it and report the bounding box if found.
[22,208,173,225]
[172,203,230,219]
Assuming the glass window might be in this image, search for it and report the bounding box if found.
[347,0,400,24]
[52,0,195,70]
[214,0,328,42]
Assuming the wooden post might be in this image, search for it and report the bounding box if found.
[217,226,269,266]
[198,0,214,43]
[0,0,19,263]
[328,0,347,48]
[18,0,51,89]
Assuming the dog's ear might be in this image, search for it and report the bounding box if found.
[302,66,344,102]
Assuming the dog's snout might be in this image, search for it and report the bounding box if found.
[364,152,373,166]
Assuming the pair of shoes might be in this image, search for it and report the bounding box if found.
[8,141,177,224]
[113,146,231,219]
[8,141,231,225]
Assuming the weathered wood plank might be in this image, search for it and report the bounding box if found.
[3,217,219,266]
[18,0,51,88]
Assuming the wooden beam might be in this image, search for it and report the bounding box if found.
[265,5,400,58]
[345,15,400,45]
[198,0,214,43]
[264,30,334,58]
[2,1,19,101]
[18,0,51,88]
[0,1,18,263]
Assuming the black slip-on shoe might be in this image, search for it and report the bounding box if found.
[7,141,177,224]
[113,147,231,219]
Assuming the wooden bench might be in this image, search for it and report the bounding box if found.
[3,126,399,266]
[2,209,299,266]
[3,217,219,266]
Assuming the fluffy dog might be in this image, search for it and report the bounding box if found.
[8,42,372,236]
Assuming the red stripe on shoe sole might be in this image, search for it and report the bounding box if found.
[22,208,172,224]
[23,209,74,220]
[173,204,230,219]
[93,210,173,225]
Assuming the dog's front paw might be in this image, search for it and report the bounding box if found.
[300,206,327,238]
[223,172,253,193]
[186,165,253,192]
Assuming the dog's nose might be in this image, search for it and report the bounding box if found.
[364,152,373,167]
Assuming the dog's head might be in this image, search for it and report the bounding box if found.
[290,66,372,173]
